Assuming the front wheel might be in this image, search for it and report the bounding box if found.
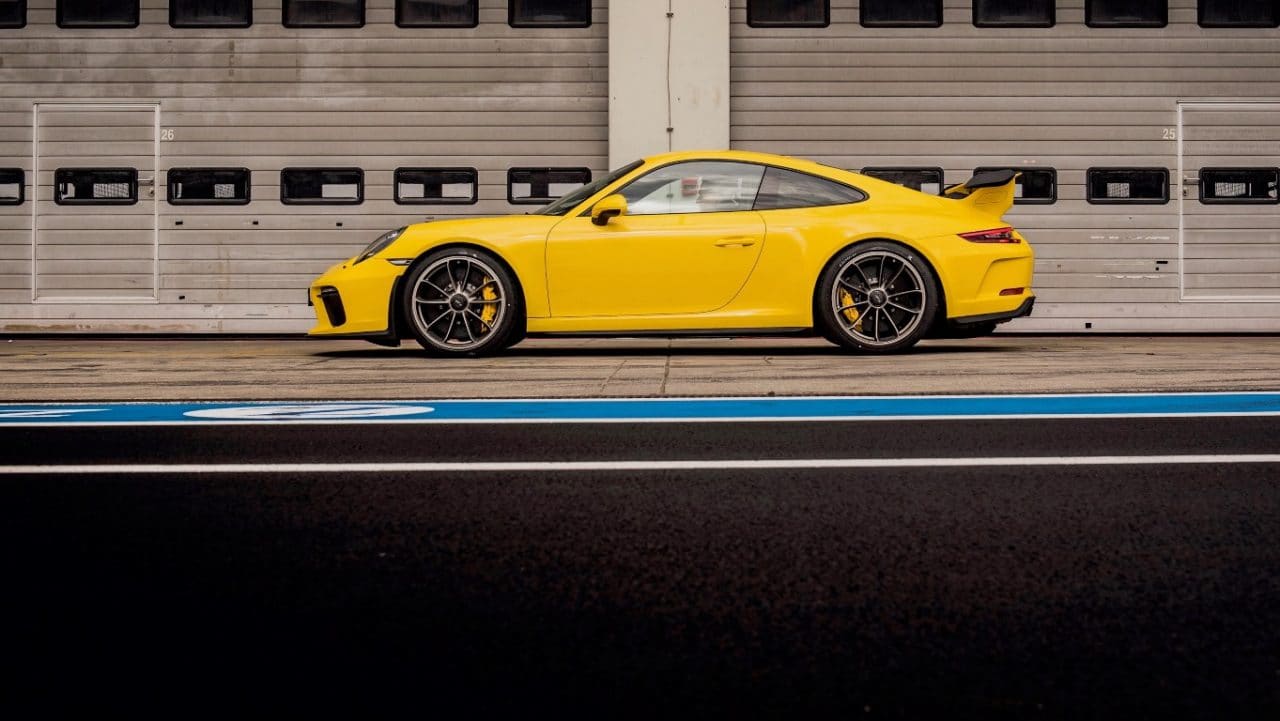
[816,241,940,354]
[401,248,522,356]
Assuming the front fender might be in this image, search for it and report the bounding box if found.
[382,217,559,319]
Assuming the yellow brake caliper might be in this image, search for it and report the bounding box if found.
[479,277,498,331]
[838,288,862,332]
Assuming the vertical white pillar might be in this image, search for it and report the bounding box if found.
[608,0,730,169]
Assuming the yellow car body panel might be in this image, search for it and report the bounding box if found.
[308,150,1034,340]
[309,258,401,336]
[545,211,765,317]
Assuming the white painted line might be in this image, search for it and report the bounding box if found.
[3,454,1279,475]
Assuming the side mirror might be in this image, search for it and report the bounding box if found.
[591,194,627,226]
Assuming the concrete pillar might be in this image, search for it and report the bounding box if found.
[608,0,730,169]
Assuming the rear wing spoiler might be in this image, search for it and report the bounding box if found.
[945,169,1020,218]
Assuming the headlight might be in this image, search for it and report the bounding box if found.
[354,227,406,265]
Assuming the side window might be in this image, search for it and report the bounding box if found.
[508,167,591,204]
[974,166,1057,204]
[0,0,26,28]
[397,0,478,27]
[280,167,364,204]
[861,167,945,195]
[167,168,251,205]
[973,0,1054,27]
[282,0,364,27]
[54,168,138,205]
[747,0,830,28]
[1199,0,1279,27]
[171,0,252,27]
[395,167,478,205]
[0,168,23,205]
[861,0,942,27]
[1086,0,1168,27]
[57,0,139,27]
[754,167,866,211]
[1199,168,1279,204]
[618,161,766,215]
[1086,167,1169,204]
[509,0,591,28]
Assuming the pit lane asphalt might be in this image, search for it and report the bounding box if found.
[3,417,1279,719]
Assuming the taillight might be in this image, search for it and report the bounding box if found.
[959,227,1020,243]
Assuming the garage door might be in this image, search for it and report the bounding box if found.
[1179,102,1280,301]
[33,103,159,303]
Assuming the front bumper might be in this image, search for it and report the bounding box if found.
[308,258,404,338]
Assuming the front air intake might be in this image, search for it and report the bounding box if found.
[319,287,347,327]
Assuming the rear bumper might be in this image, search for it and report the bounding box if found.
[950,296,1035,327]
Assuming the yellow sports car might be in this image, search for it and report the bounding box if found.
[308,150,1034,355]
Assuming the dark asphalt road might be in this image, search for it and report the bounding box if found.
[3,419,1279,718]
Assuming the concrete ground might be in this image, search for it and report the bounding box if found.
[1,334,1278,401]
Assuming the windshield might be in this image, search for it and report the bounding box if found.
[534,159,645,216]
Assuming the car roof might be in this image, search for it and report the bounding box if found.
[639,149,828,172]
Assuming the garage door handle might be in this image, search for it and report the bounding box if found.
[715,238,757,248]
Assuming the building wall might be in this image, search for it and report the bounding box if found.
[608,0,728,167]
[730,0,1280,331]
[1,0,1278,334]
[0,0,609,332]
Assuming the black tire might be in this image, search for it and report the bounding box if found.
[816,240,940,354]
[400,247,523,357]
[502,323,527,350]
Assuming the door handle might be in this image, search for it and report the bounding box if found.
[714,237,757,248]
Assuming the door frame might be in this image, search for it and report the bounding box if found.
[1176,100,1280,303]
[31,102,161,303]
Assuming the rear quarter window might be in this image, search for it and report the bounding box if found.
[754,167,866,210]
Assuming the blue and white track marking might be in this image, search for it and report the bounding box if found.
[2,392,1280,426]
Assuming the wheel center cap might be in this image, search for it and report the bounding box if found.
[869,288,888,307]
[449,294,469,311]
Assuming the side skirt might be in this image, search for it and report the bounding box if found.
[526,327,816,339]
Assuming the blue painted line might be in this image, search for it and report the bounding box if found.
[1,393,1279,425]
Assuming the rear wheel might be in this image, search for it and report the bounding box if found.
[817,241,939,353]
[401,248,522,356]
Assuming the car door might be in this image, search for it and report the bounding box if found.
[545,161,767,317]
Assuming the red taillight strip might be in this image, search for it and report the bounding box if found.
[959,227,1020,243]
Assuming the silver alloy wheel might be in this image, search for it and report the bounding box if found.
[830,249,927,347]
[409,255,507,352]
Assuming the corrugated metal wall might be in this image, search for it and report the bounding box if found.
[730,0,1280,331]
[0,0,608,332]
[3,0,1278,334]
